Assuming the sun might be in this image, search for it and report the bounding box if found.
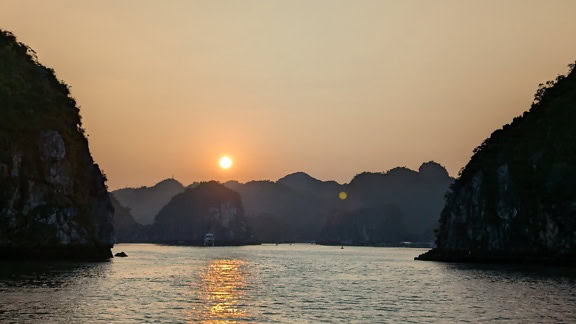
[219,156,233,169]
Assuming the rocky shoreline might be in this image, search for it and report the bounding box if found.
[415,249,576,266]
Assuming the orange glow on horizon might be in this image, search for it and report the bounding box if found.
[3,1,576,189]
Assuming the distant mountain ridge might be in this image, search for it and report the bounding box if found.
[110,195,144,242]
[345,162,454,239]
[112,178,184,225]
[111,161,453,244]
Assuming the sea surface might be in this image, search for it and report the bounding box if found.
[0,244,575,323]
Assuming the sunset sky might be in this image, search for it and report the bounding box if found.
[2,0,576,189]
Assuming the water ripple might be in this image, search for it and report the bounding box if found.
[0,245,575,323]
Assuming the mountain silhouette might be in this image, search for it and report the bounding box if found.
[112,178,184,225]
[110,195,144,242]
[346,162,453,241]
[322,204,408,245]
[152,181,248,244]
[224,162,453,243]
[112,162,453,244]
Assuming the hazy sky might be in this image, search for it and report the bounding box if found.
[2,1,576,189]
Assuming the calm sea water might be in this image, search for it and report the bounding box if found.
[0,244,575,323]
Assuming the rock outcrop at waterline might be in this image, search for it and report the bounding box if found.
[152,181,248,244]
[417,63,576,265]
[0,30,114,259]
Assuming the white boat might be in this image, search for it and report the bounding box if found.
[203,233,215,246]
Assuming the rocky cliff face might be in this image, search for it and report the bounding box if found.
[152,181,248,244]
[417,63,576,264]
[0,30,114,259]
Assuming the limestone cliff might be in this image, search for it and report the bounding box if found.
[152,181,248,244]
[0,30,114,259]
[417,63,576,264]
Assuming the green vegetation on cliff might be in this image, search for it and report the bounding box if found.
[418,62,576,264]
[0,30,113,258]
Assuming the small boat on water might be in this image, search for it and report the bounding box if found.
[203,233,215,246]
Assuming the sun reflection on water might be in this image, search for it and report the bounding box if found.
[186,259,250,323]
